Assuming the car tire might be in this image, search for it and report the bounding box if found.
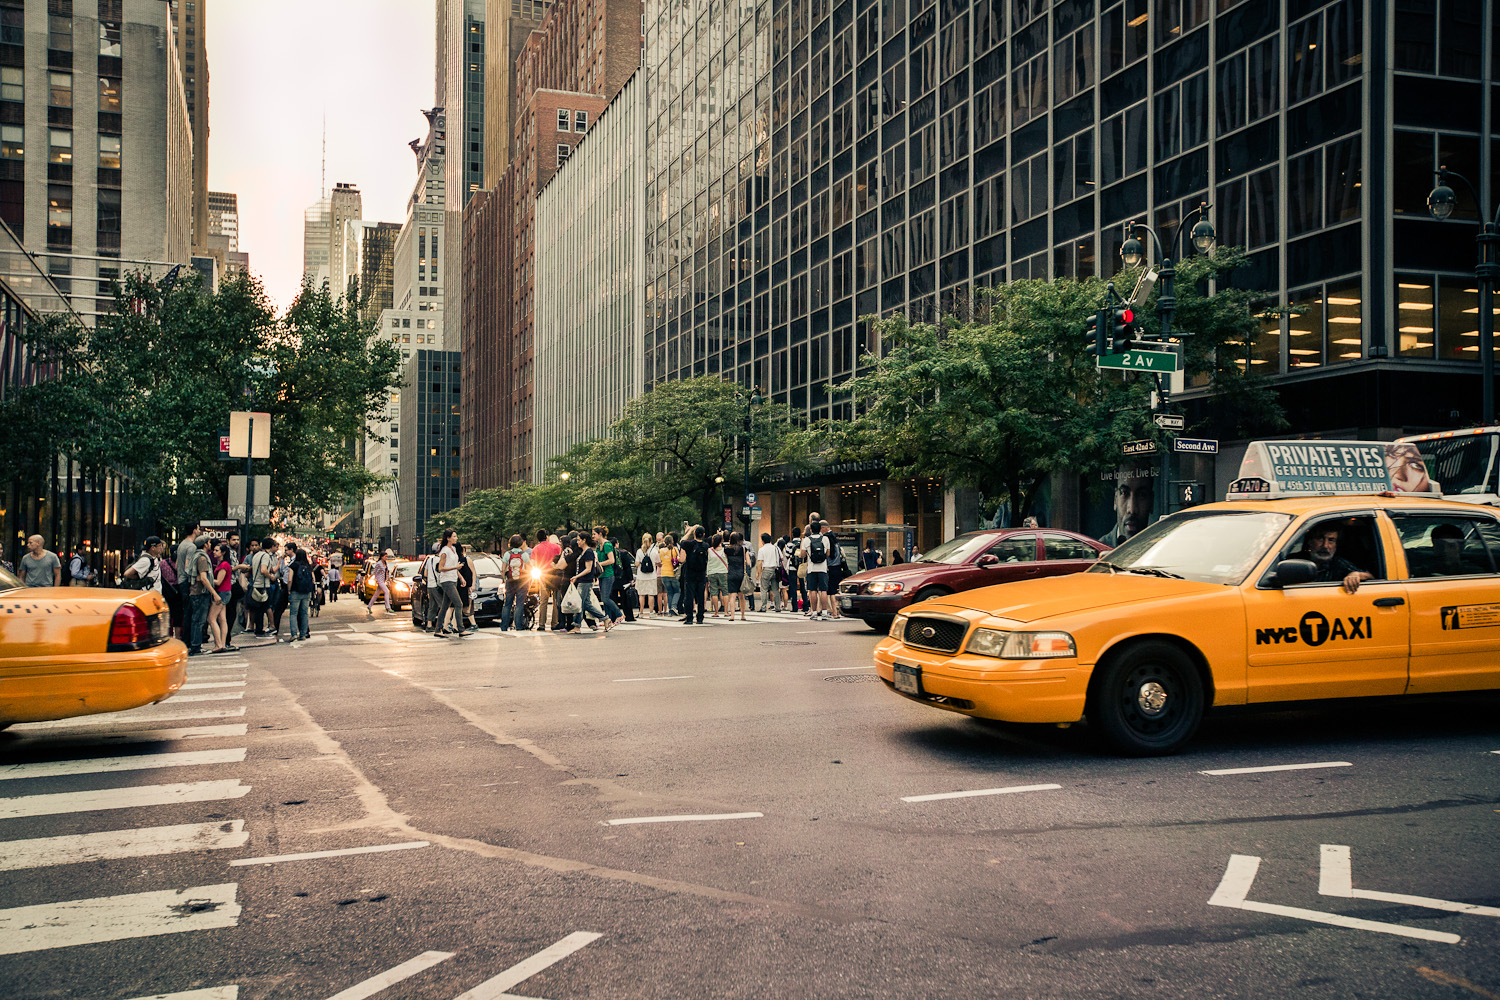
[866,615,894,633]
[1089,640,1204,757]
[910,587,952,605]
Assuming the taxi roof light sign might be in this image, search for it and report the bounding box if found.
[1226,440,1442,501]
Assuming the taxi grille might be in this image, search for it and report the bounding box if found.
[902,615,967,654]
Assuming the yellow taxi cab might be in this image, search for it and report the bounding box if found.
[874,439,1500,755]
[0,566,188,729]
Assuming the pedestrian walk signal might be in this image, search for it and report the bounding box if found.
[1110,307,1136,353]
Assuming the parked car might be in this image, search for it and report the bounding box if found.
[0,567,187,729]
[837,528,1110,632]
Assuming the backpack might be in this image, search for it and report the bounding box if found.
[122,555,157,590]
[639,550,654,574]
[292,561,316,593]
[615,548,634,586]
[808,534,826,564]
[506,550,525,580]
[825,537,842,566]
[160,556,179,588]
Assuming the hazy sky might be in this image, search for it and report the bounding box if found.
[208,1,436,312]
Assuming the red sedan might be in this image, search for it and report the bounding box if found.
[836,529,1111,631]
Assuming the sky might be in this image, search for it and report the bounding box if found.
[207,1,436,313]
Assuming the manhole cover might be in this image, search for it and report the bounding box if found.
[824,673,880,682]
[760,640,816,646]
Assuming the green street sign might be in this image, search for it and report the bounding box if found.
[1097,348,1180,373]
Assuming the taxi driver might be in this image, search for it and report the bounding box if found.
[1299,521,1373,593]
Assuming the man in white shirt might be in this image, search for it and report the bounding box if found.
[755,531,784,612]
[121,537,166,593]
[800,520,833,619]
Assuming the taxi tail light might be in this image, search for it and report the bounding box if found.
[107,604,154,651]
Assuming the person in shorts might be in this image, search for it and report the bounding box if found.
[800,522,832,620]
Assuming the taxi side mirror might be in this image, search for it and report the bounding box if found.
[1272,558,1318,587]
[976,554,1001,568]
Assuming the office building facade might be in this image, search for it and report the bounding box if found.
[639,0,1498,536]
[533,70,645,478]
[0,0,192,323]
[397,349,463,557]
[167,0,207,252]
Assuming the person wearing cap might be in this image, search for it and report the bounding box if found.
[366,549,395,619]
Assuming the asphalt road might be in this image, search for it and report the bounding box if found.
[1,595,1497,1000]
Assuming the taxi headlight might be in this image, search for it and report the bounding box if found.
[966,629,1076,659]
[391,581,410,593]
[867,581,905,595]
[888,613,909,640]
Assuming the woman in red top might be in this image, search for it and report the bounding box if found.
[209,541,236,653]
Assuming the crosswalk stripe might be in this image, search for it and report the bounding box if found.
[338,633,399,643]
[190,661,248,669]
[166,692,245,703]
[0,748,247,782]
[0,779,251,820]
[15,707,246,732]
[0,820,248,871]
[122,988,239,1000]
[7,724,250,744]
[181,681,247,690]
[0,883,240,955]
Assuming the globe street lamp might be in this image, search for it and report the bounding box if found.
[1119,203,1216,522]
[1428,166,1499,424]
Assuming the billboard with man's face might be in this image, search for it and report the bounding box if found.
[1084,462,1158,547]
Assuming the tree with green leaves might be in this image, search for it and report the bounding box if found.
[0,269,401,534]
[793,248,1285,521]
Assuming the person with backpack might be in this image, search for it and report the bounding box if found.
[498,534,530,631]
[68,548,97,586]
[822,521,846,620]
[609,534,636,622]
[634,532,659,617]
[287,548,317,643]
[800,521,833,620]
[121,536,166,593]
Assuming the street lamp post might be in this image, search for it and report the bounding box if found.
[742,387,762,532]
[1119,203,1217,523]
[1428,167,1499,425]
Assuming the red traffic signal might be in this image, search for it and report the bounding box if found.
[1109,307,1136,353]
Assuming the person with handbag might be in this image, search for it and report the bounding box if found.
[567,532,611,632]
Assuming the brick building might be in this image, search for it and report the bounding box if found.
[460,0,641,494]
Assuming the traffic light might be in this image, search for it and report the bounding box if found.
[1084,309,1106,357]
[1109,306,1136,353]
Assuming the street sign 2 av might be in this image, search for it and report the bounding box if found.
[1097,349,1180,373]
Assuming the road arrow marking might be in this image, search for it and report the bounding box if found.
[1208,854,1460,944]
[1319,844,1500,918]
[450,931,603,1000]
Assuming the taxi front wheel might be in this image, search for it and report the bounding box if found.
[1090,640,1204,756]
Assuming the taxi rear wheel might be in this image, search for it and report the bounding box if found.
[1090,641,1204,756]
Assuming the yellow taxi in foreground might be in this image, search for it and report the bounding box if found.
[0,566,187,729]
[876,464,1500,755]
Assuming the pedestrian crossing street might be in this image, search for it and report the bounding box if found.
[351,609,853,644]
[0,657,253,968]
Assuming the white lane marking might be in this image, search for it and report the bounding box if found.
[0,821,248,871]
[1208,854,1460,944]
[1320,844,1500,917]
[611,675,695,683]
[340,633,399,643]
[63,724,251,743]
[122,987,239,1000]
[1200,761,1352,776]
[163,692,245,703]
[181,681,247,690]
[0,748,246,781]
[326,950,454,1000]
[603,812,763,826]
[450,931,603,1000]
[15,707,247,731]
[0,883,241,955]
[0,779,251,820]
[230,841,430,867]
[901,783,1062,803]
[809,666,871,672]
[190,661,248,669]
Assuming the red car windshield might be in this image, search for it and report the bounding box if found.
[912,534,995,565]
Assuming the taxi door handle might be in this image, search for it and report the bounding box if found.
[1372,597,1405,607]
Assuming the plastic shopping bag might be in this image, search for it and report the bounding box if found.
[560,583,583,614]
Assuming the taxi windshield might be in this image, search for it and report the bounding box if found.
[0,564,21,593]
[1087,509,1293,585]
[912,533,992,565]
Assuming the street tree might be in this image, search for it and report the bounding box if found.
[0,269,401,533]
